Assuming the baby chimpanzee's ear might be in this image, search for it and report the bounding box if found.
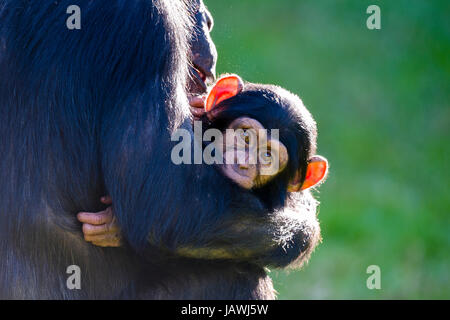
[288,156,328,192]
[205,75,244,112]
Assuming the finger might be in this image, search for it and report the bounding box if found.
[91,240,122,248]
[100,196,113,205]
[82,223,119,236]
[188,95,206,108]
[85,234,122,247]
[84,232,120,242]
[77,209,113,225]
[190,106,206,118]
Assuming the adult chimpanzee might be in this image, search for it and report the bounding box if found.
[78,0,218,248]
[80,75,328,298]
[0,0,327,299]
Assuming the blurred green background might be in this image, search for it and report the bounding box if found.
[206,0,449,299]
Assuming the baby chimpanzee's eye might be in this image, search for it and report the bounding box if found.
[259,149,273,165]
[240,129,250,144]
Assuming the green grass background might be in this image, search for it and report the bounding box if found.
[206,0,449,299]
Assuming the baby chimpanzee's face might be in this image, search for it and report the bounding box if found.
[220,116,288,189]
[203,75,328,192]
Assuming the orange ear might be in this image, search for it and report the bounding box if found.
[205,75,244,112]
[287,156,328,192]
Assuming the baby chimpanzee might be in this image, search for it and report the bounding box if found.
[79,75,327,249]
[78,75,328,298]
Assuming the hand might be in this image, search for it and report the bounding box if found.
[188,94,207,120]
[77,196,122,247]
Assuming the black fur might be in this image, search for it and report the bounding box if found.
[0,0,321,299]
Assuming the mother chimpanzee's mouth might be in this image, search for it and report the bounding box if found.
[194,64,207,83]
[188,64,208,94]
